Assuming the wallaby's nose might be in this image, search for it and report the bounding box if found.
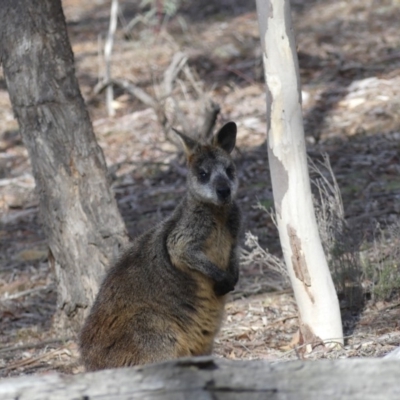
[217,186,231,201]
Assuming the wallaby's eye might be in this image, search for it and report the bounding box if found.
[226,166,234,179]
[198,169,209,182]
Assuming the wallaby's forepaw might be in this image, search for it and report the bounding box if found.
[213,279,235,296]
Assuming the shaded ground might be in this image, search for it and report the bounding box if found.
[1,0,400,377]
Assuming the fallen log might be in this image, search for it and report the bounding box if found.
[0,356,399,400]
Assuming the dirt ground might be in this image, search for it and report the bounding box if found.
[1,0,400,378]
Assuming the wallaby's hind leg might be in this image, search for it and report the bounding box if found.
[110,329,184,367]
[83,326,187,370]
[113,323,215,367]
[81,311,195,370]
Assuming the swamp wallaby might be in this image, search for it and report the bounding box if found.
[79,121,241,371]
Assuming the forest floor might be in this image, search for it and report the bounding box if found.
[1,0,400,378]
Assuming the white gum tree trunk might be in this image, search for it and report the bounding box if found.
[256,0,343,348]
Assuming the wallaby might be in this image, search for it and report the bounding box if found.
[79,121,241,371]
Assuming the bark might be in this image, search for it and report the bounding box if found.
[0,0,128,335]
[256,0,343,347]
[0,357,399,399]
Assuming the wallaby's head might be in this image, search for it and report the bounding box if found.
[174,122,238,206]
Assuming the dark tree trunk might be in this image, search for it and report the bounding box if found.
[0,0,128,335]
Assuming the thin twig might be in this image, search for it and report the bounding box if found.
[97,34,103,83]
[0,337,72,354]
[91,78,157,108]
[2,285,52,301]
[2,346,70,372]
[104,0,119,116]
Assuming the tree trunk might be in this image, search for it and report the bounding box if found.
[1,357,399,399]
[0,0,128,335]
[256,0,343,347]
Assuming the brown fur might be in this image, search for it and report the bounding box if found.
[79,122,241,371]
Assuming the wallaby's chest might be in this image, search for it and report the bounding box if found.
[203,221,232,270]
[166,212,233,272]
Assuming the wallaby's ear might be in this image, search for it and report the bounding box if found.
[172,128,198,156]
[214,121,237,154]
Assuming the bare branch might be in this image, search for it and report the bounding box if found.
[182,64,203,97]
[163,52,188,98]
[91,50,221,144]
[0,337,71,354]
[2,285,52,301]
[198,99,220,140]
[104,0,119,116]
[91,79,157,108]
